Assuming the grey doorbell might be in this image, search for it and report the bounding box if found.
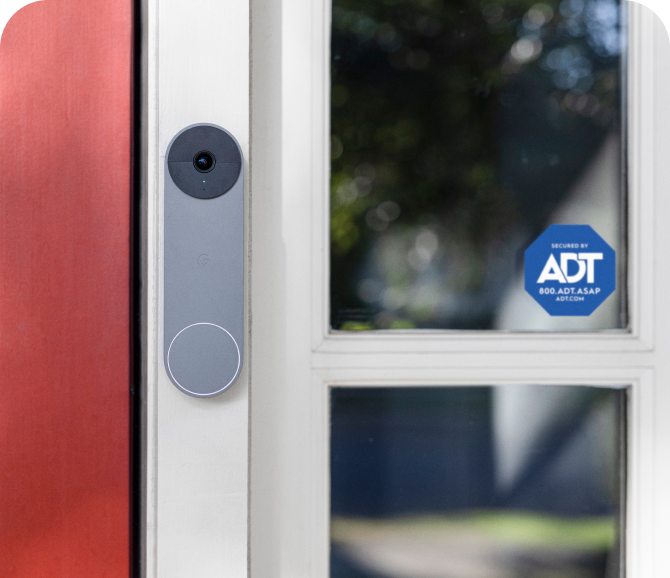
[164,124,244,397]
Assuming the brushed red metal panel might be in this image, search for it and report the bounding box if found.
[0,1,132,576]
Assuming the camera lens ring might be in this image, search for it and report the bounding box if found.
[193,151,216,173]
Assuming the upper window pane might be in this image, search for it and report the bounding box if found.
[330,0,625,331]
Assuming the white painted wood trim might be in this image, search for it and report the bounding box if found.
[146,0,250,576]
[144,0,159,573]
[627,370,655,578]
[647,8,670,577]
[627,1,656,353]
[249,0,330,574]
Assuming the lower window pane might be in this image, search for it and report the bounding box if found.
[331,386,625,578]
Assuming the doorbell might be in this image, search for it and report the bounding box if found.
[163,124,244,397]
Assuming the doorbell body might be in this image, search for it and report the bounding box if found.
[163,124,244,397]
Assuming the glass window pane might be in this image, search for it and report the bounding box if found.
[330,0,626,331]
[331,386,625,578]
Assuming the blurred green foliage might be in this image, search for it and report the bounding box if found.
[331,0,533,254]
[331,511,616,550]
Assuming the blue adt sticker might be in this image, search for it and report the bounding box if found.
[524,225,616,316]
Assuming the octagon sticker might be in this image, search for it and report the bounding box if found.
[524,225,616,316]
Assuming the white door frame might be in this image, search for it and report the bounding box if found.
[144,0,250,576]
[144,1,670,577]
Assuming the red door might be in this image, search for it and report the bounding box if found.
[0,1,132,575]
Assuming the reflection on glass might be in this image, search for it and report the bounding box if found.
[331,386,625,578]
[330,0,625,330]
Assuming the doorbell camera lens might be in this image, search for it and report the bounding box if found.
[168,125,241,199]
[193,151,215,173]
